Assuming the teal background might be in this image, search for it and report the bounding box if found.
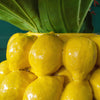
[92,6,100,33]
[0,4,100,62]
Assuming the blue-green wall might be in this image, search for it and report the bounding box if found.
[92,6,100,33]
[0,4,100,62]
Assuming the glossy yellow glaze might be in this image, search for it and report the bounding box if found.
[57,33,96,42]
[29,34,63,76]
[0,71,36,100]
[1,32,98,99]
[90,68,100,100]
[90,35,100,67]
[63,37,97,80]
[61,81,93,100]
[6,33,37,71]
[23,76,64,100]
[0,60,10,83]
[55,66,73,86]
[7,33,25,45]
[27,32,96,42]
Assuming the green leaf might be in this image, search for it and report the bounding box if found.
[80,12,94,33]
[0,0,42,32]
[45,0,67,33]
[38,0,54,32]
[0,6,34,31]
[61,0,81,32]
[13,0,43,32]
[78,0,93,32]
[0,0,94,33]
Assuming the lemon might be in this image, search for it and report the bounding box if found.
[90,35,100,67]
[61,81,93,100]
[29,34,63,76]
[23,76,64,100]
[0,71,36,100]
[0,60,10,83]
[6,33,37,71]
[55,66,72,86]
[7,33,24,45]
[90,68,100,100]
[63,37,97,80]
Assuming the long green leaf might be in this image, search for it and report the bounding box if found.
[61,0,81,32]
[0,0,41,32]
[80,12,94,33]
[0,6,34,31]
[46,0,67,33]
[78,0,93,32]
[38,0,54,32]
[13,0,43,32]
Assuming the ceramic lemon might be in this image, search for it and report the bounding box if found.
[63,37,97,80]
[55,66,72,86]
[7,33,24,45]
[0,71,36,100]
[6,33,37,71]
[0,60,10,83]
[90,68,100,100]
[23,76,64,100]
[90,35,100,67]
[29,34,63,76]
[61,81,93,100]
